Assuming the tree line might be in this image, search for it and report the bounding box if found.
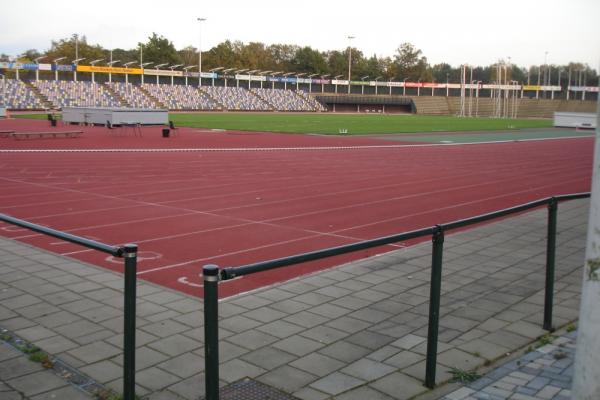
[3,33,598,86]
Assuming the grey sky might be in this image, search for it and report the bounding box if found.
[1,0,599,69]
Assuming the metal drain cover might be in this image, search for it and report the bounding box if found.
[215,378,300,400]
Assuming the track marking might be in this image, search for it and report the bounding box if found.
[0,135,591,153]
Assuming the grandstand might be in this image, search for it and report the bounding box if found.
[0,76,596,118]
[203,86,271,111]
[107,82,161,109]
[141,83,219,110]
[1,79,45,109]
[33,80,121,109]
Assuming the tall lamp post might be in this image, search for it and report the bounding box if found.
[258,70,271,89]
[1,74,6,113]
[307,73,317,93]
[123,61,136,84]
[53,57,66,81]
[295,73,306,91]
[360,76,369,95]
[197,17,206,87]
[107,60,120,83]
[154,63,168,85]
[334,74,343,94]
[72,58,85,82]
[320,74,330,93]
[347,35,355,94]
[169,64,183,86]
[403,78,408,96]
[34,56,45,82]
[374,76,382,96]
[140,62,153,85]
[90,59,104,83]
[183,66,197,86]
[209,67,224,87]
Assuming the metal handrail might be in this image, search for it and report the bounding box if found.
[0,214,137,400]
[203,193,591,399]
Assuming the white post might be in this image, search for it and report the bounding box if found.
[347,35,354,94]
[572,99,600,400]
[197,18,206,87]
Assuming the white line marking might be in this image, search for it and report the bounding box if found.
[0,135,591,153]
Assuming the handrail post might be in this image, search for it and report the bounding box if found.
[123,244,138,400]
[203,265,220,400]
[544,198,558,331]
[425,225,444,389]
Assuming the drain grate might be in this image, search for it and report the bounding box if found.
[215,378,300,400]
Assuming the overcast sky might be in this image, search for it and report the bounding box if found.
[1,0,599,69]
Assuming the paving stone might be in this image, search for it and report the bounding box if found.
[0,355,44,379]
[384,350,424,369]
[341,358,396,381]
[147,333,202,357]
[156,352,204,378]
[256,319,305,339]
[14,325,57,342]
[257,365,317,394]
[226,329,279,351]
[309,372,364,396]
[166,373,205,400]
[220,358,266,383]
[458,339,512,361]
[7,370,67,396]
[300,325,348,345]
[290,353,345,376]
[293,386,330,400]
[272,335,324,357]
[318,341,371,363]
[67,341,122,364]
[30,384,93,399]
[370,372,427,399]
[135,366,181,391]
[79,359,123,383]
[333,386,395,400]
[112,346,171,371]
[33,335,79,354]
[241,346,297,370]
[391,333,426,350]
[140,320,190,338]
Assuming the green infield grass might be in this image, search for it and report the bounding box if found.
[169,113,552,134]
[14,112,554,135]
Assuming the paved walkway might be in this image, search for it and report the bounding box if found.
[0,199,589,399]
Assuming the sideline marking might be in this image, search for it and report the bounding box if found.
[0,135,591,153]
[103,251,162,264]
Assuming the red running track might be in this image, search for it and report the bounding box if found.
[0,119,593,298]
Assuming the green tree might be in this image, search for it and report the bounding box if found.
[139,33,182,66]
[291,46,328,74]
[391,42,429,81]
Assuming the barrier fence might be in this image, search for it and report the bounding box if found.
[202,193,590,399]
[0,214,138,400]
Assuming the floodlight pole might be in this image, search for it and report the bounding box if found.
[72,58,85,82]
[140,62,153,85]
[347,36,354,94]
[123,62,136,84]
[90,59,104,83]
[34,56,45,82]
[197,18,206,87]
[53,57,66,81]
[154,64,168,85]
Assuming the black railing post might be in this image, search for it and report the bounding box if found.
[203,265,220,400]
[544,198,558,331]
[425,225,444,389]
[123,244,138,400]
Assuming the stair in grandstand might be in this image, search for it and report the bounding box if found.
[137,85,167,109]
[411,96,450,115]
[247,89,276,111]
[197,88,227,110]
[102,84,129,108]
[24,81,54,110]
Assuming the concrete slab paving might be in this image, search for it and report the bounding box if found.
[0,198,590,399]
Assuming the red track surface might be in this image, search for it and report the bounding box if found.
[0,119,593,298]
